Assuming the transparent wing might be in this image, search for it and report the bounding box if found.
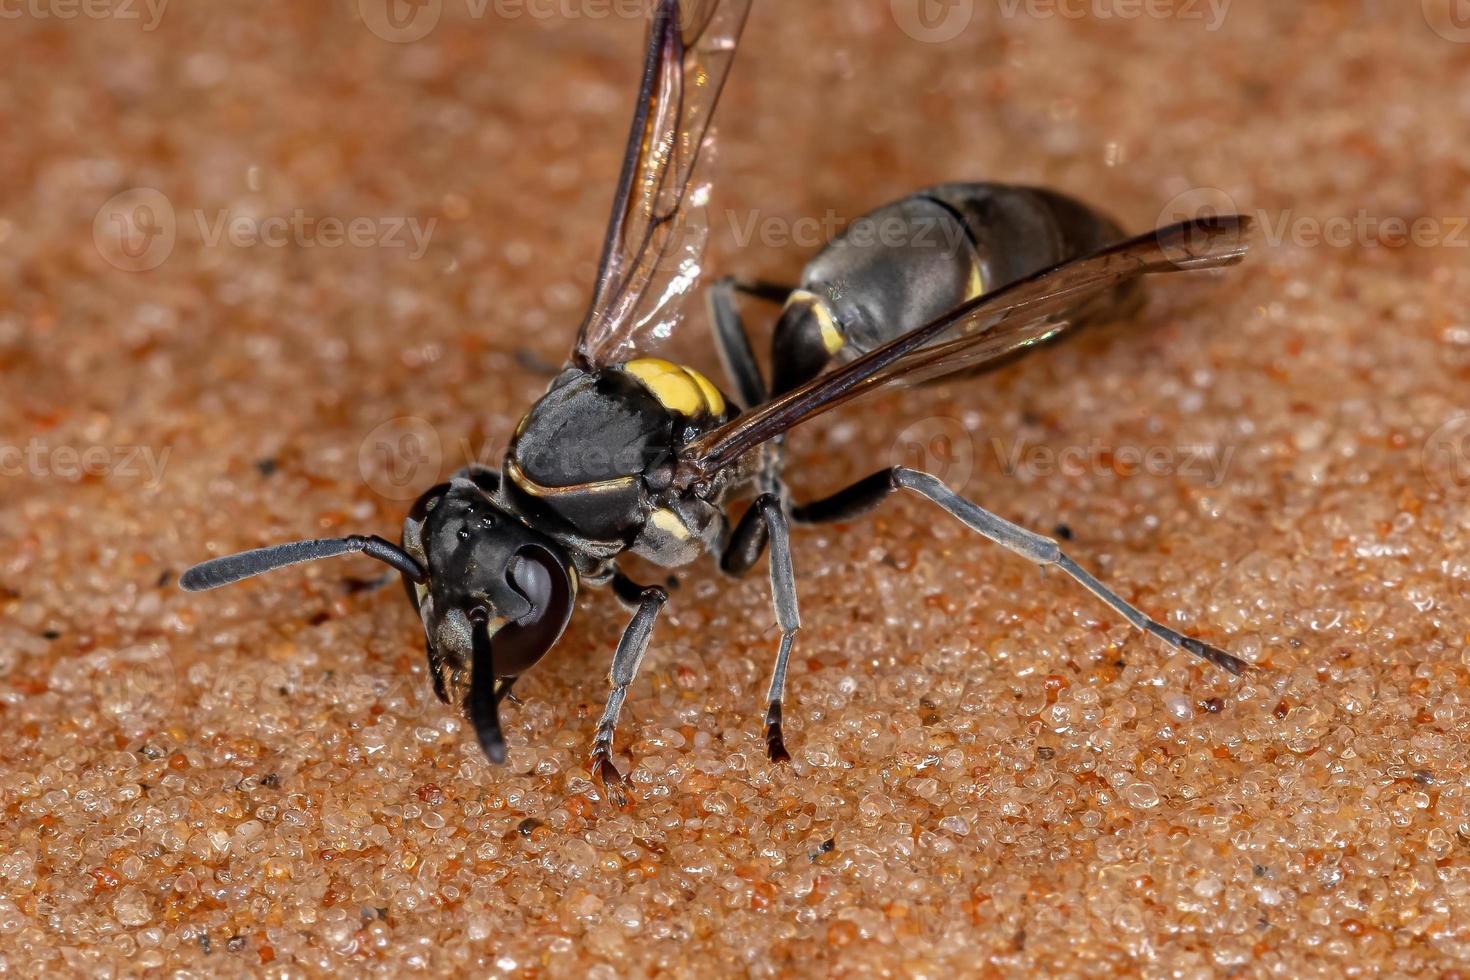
[571,0,752,370]
[677,215,1254,482]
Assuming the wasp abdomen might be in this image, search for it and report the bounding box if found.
[771,182,1128,394]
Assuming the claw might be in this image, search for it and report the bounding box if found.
[764,702,791,764]
[591,748,629,805]
[1179,635,1249,676]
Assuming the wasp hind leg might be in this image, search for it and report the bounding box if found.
[791,468,1247,676]
[706,275,794,411]
[720,493,801,762]
[588,573,669,802]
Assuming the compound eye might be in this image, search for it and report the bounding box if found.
[495,545,574,675]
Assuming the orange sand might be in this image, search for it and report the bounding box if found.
[4,1,1470,975]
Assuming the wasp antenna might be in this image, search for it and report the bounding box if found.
[468,618,508,764]
[179,535,426,592]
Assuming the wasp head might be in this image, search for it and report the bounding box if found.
[402,476,577,761]
[179,472,576,765]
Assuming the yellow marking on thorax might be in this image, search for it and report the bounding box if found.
[788,288,845,355]
[505,457,637,497]
[648,507,692,541]
[623,358,726,416]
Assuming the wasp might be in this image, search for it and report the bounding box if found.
[182,0,1254,794]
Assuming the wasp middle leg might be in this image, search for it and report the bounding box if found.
[719,492,801,762]
[707,276,799,498]
[589,573,669,799]
[791,468,1247,675]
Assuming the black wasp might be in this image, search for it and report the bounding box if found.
[182,0,1254,794]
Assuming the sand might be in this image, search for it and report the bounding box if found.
[4,0,1470,975]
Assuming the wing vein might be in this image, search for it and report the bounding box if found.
[572,0,752,369]
[677,214,1255,482]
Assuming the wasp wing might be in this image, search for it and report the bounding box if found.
[570,0,752,370]
[679,215,1254,481]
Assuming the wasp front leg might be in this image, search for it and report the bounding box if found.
[589,574,668,800]
[721,493,801,762]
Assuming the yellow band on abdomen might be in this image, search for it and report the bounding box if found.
[787,289,845,355]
